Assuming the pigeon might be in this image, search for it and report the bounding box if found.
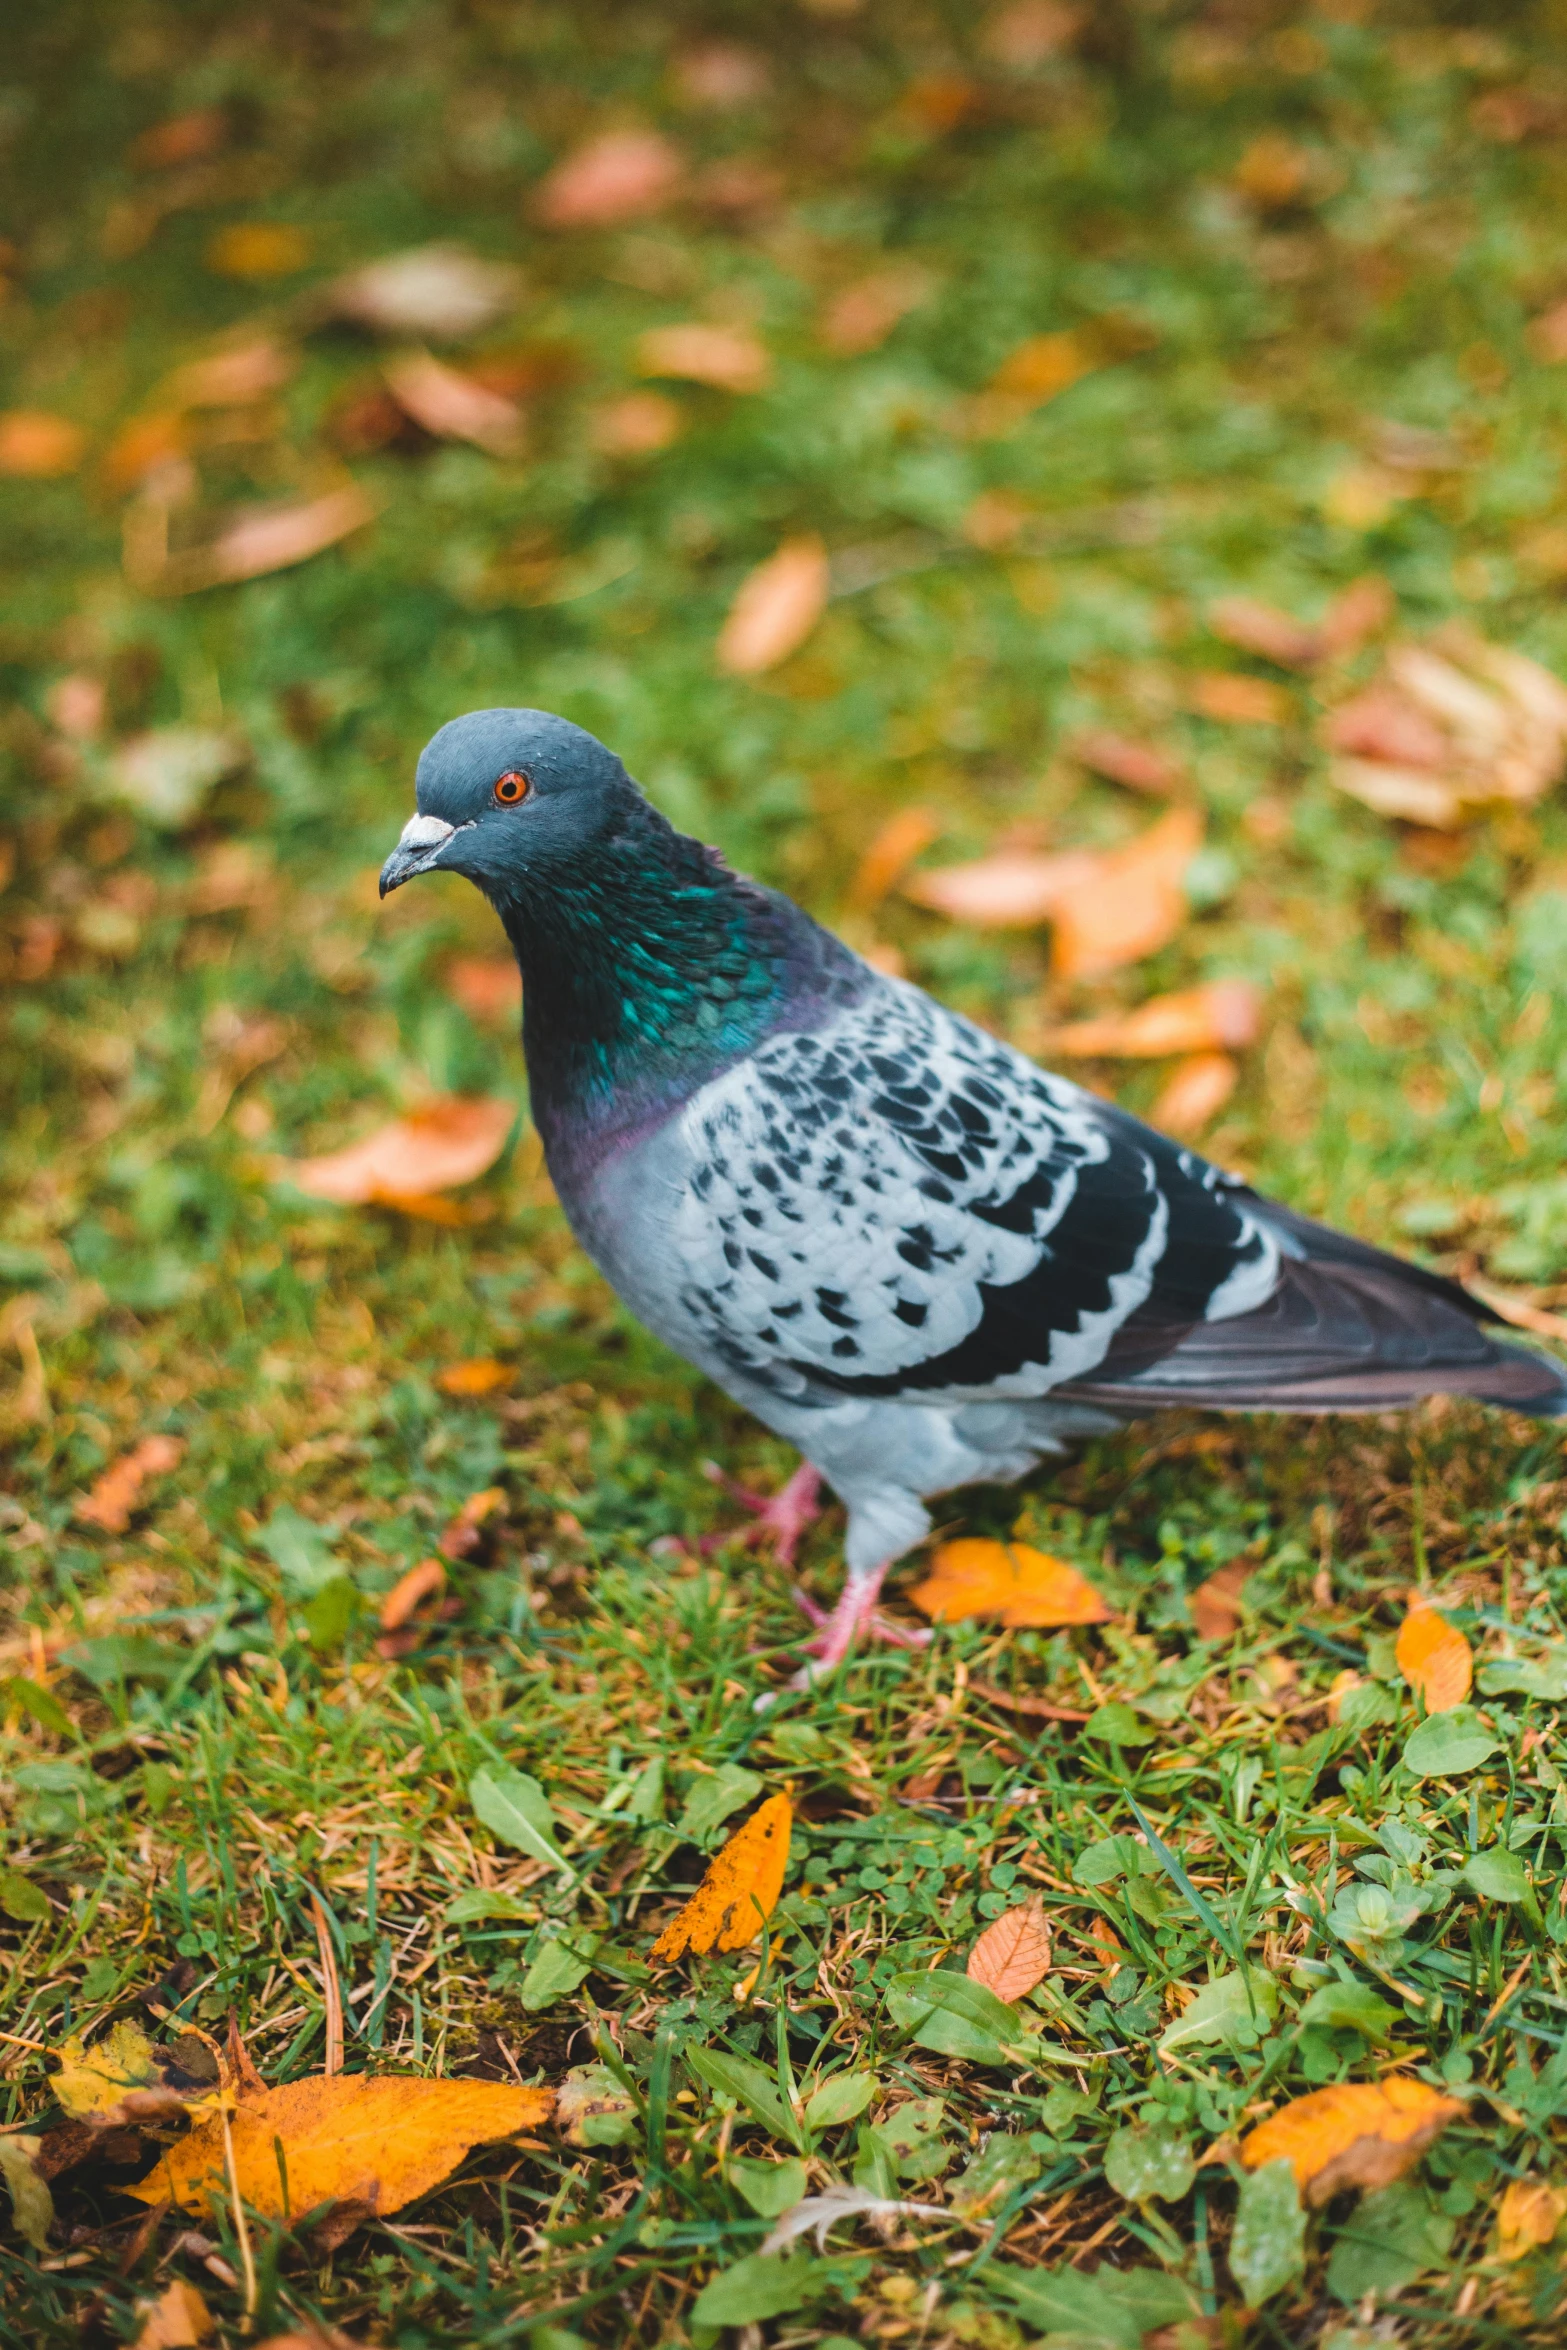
[381,708,1567,1682]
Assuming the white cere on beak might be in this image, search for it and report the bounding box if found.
[398,812,457,851]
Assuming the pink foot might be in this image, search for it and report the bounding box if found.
[702,1460,824,1570]
[793,1586,930,1652]
[788,1564,932,1687]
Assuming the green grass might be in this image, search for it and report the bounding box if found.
[4,1,1567,2342]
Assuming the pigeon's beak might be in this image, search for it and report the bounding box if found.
[379,812,457,897]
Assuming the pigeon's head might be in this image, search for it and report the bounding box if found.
[379,708,636,903]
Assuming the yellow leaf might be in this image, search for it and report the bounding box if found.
[652,1793,792,1961]
[1049,806,1203,979]
[50,2020,186,2125]
[206,223,312,279]
[436,1358,513,1396]
[1495,2176,1567,2261]
[908,1538,1111,1629]
[967,1901,1052,2001]
[636,322,772,395]
[1041,981,1263,1061]
[1149,1052,1239,1138]
[1240,2078,1460,2207]
[126,2074,554,2223]
[132,2279,213,2349]
[715,537,829,675]
[1396,1597,1473,1713]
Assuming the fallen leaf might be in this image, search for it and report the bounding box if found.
[1396,1597,1473,1714]
[652,1792,792,1961]
[847,807,941,911]
[132,2280,213,2349]
[0,2136,52,2252]
[903,847,1099,928]
[1325,630,1567,828]
[1189,672,1292,725]
[1466,1279,1567,1343]
[438,1487,506,1561]
[0,411,85,477]
[140,483,379,595]
[49,2019,210,2127]
[436,1358,512,1396]
[1040,980,1262,1059]
[127,2074,553,2223]
[1066,730,1184,795]
[534,129,684,228]
[716,537,829,674]
[637,322,772,394]
[819,264,934,355]
[1495,2176,1567,2261]
[556,2062,638,2147]
[279,1096,515,1206]
[673,42,772,108]
[207,224,311,278]
[103,412,190,493]
[1209,597,1321,668]
[130,109,228,170]
[909,1538,1111,1628]
[378,1557,445,1634]
[1189,1559,1249,1642]
[325,245,523,340]
[383,350,524,456]
[1233,131,1313,209]
[590,390,682,455]
[1149,1052,1240,1136]
[759,2181,945,2254]
[46,673,107,740]
[1050,805,1204,979]
[77,1435,185,1533]
[167,342,296,408]
[1240,2079,1461,2206]
[1530,297,1567,363]
[989,330,1092,404]
[444,954,521,1025]
[107,729,247,827]
[1316,574,1395,659]
[967,1900,1052,2000]
[983,2,1083,67]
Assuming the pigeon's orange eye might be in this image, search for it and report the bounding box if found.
[494,770,531,804]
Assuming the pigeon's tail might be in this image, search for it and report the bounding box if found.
[1063,1199,1567,1420]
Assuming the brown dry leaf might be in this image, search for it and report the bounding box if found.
[1189,671,1292,725]
[990,330,1092,404]
[637,322,772,394]
[130,484,379,596]
[1240,2078,1462,2206]
[673,42,772,108]
[1149,1051,1239,1137]
[983,2,1083,67]
[1041,980,1262,1060]
[130,109,228,171]
[819,264,934,355]
[207,223,311,279]
[1317,574,1395,659]
[132,2280,213,2349]
[439,1486,506,1561]
[78,1435,185,1534]
[716,536,829,674]
[534,129,685,228]
[1325,630,1567,828]
[847,808,941,911]
[967,1900,1052,2001]
[379,1558,446,1635]
[1530,298,1567,363]
[1189,1560,1249,1642]
[1050,805,1204,979]
[1467,1280,1567,1343]
[1209,596,1320,668]
[280,1096,515,1207]
[903,846,1098,929]
[0,411,85,477]
[326,245,523,340]
[1066,730,1184,796]
[383,350,524,456]
[127,2074,553,2224]
[1232,132,1313,210]
[444,954,521,1025]
[436,1358,513,1396]
[1396,1597,1473,1713]
[909,1538,1111,1628]
[591,391,682,456]
[652,1793,792,1961]
[1495,2177,1567,2261]
[168,342,296,408]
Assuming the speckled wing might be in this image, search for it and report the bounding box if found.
[664,980,1281,1406]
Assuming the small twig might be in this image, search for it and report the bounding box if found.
[0,2028,49,2054]
[311,1894,345,2077]
[220,2101,257,2325]
[970,1681,1090,1721]
[1476,1950,1534,2040]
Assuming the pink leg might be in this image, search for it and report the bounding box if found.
[790,1561,931,1687]
[702,1459,824,1569]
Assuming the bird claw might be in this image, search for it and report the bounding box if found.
[702,1460,824,1569]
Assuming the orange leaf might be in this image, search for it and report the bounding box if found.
[533,130,684,228]
[436,1358,513,1396]
[1316,574,1394,660]
[715,537,828,675]
[903,847,1099,929]
[439,1486,506,1560]
[0,411,85,477]
[967,1901,1052,2001]
[1209,596,1320,669]
[1189,1560,1249,1643]
[908,1538,1111,1628]
[1189,671,1292,725]
[206,224,311,279]
[131,2279,213,2349]
[636,322,772,394]
[130,109,228,171]
[1050,806,1203,979]
[652,1794,792,1961]
[168,342,295,408]
[279,1096,515,1206]
[847,808,940,911]
[126,2074,553,2224]
[590,391,682,456]
[383,351,524,456]
[77,1435,185,1534]
[444,955,521,1025]
[988,330,1092,404]
[1396,1598,1472,1713]
[1041,981,1262,1060]
[379,1558,446,1634]
[1240,2078,1461,2207]
[1066,730,1184,796]
[818,264,934,355]
[1496,2176,1567,2261]
[1149,1051,1239,1137]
